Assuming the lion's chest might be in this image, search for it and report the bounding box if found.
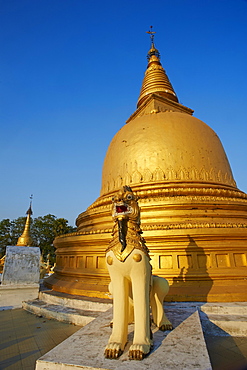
[107,222,149,262]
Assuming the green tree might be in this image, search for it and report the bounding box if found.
[31,214,75,260]
[0,214,75,260]
[0,219,12,256]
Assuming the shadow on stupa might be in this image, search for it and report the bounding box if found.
[164,238,247,369]
[169,235,213,302]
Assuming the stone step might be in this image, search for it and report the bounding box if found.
[205,313,247,337]
[200,302,247,316]
[38,289,112,312]
[23,288,112,326]
[199,303,247,337]
[22,299,102,326]
[199,310,247,337]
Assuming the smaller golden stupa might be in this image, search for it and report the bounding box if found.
[17,198,33,247]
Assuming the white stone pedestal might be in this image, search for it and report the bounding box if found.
[0,246,40,309]
[36,307,212,370]
[2,246,40,285]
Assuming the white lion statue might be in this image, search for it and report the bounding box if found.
[104,186,172,360]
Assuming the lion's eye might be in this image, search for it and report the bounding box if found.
[126,194,132,200]
[112,197,115,202]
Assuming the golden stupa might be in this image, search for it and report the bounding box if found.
[46,32,247,302]
[16,202,33,247]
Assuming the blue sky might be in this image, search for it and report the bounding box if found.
[1,0,246,226]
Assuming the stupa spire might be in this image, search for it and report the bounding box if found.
[16,195,33,247]
[137,27,178,108]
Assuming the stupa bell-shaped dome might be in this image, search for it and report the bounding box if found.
[101,112,236,196]
[101,41,235,196]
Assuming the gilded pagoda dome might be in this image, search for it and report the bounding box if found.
[46,34,247,302]
[101,112,235,196]
[101,37,235,195]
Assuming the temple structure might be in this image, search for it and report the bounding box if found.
[0,200,40,308]
[45,32,247,302]
[16,202,33,247]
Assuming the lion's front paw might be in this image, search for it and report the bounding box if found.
[129,344,150,360]
[159,320,173,331]
[104,342,123,359]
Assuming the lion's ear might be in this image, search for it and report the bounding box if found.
[123,185,132,192]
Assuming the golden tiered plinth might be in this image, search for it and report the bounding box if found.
[45,39,247,302]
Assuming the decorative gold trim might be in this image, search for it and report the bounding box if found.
[88,185,247,211]
[101,166,237,195]
[56,221,247,239]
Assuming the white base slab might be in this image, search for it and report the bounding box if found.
[2,246,40,285]
[36,307,211,370]
[0,284,39,310]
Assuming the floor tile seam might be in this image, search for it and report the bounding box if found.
[31,333,57,350]
[32,335,57,342]
[14,328,33,335]
[233,338,247,343]
[0,320,15,326]
[17,342,40,349]
[16,338,41,355]
[236,341,247,349]
[209,343,237,351]
[0,354,22,364]
[0,328,16,334]
[0,320,15,332]
[21,366,35,370]
[207,343,244,353]
[14,335,35,344]
[0,360,22,368]
[0,355,21,364]
[207,337,246,352]
[214,348,247,360]
[13,319,34,328]
[0,346,22,354]
[230,346,247,357]
[0,337,17,344]
[4,331,18,343]
[20,350,42,360]
[33,330,75,341]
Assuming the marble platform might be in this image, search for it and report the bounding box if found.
[0,284,39,310]
[36,306,212,370]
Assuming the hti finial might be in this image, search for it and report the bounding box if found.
[27,194,33,215]
[146,26,160,61]
[146,26,156,44]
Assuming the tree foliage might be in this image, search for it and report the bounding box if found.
[0,219,12,250]
[0,214,75,260]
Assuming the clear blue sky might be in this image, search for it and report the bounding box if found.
[1,0,246,226]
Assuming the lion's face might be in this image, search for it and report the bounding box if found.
[112,186,139,221]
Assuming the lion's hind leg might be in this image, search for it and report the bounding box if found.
[150,275,173,331]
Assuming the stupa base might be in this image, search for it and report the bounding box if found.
[45,272,247,302]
